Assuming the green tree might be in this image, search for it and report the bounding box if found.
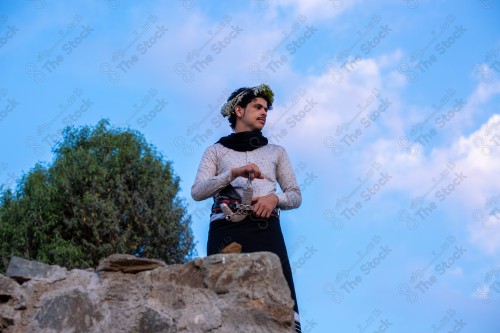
[0,120,196,272]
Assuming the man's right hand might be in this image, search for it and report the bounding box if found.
[231,163,265,181]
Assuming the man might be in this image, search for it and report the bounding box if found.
[191,84,302,332]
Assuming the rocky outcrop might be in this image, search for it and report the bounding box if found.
[0,252,295,333]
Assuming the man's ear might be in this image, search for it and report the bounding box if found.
[235,105,244,118]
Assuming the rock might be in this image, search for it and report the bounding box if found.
[221,241,242,254]
[34,289,104,332]
[135,307,176,333]
[0,275,25,331]
[0,252,295,333]
[13,302,26,311]
[0,315,14,331]
[96,254,166,273]
[5,256,67,283]
[200,252,294,328]
[0,274,21,301]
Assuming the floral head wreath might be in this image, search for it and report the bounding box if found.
[220,84,274,117]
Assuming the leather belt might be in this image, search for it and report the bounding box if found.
[211,199,280,218]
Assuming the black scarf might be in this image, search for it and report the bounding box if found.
[215,131,268,152]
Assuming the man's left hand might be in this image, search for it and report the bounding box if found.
[252,194,279,219]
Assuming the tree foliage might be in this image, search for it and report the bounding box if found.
[0,120,196,272]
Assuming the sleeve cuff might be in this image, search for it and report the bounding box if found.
[275,193,287,208]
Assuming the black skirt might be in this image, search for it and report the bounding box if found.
[207,215,299,315]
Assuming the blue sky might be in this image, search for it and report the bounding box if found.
[1,0,499,331]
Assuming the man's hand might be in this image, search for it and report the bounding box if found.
[252,194,279,219]
[231,163,265,181]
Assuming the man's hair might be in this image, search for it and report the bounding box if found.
[227,87,274,130]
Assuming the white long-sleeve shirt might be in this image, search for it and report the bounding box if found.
[191,143,302,211]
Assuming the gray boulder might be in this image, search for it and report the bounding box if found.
[0,252,295,333]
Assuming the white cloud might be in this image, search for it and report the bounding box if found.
[270,0,364,21]
[447,267,464,278]
[358,100,500,256]
[266,52,406,151]
[449,79,500,134]
[468,214,500,255]
[363,114,500,205]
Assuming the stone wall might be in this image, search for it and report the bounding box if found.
[0,252,295,333]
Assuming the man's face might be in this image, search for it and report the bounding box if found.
[235,97,268,132]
